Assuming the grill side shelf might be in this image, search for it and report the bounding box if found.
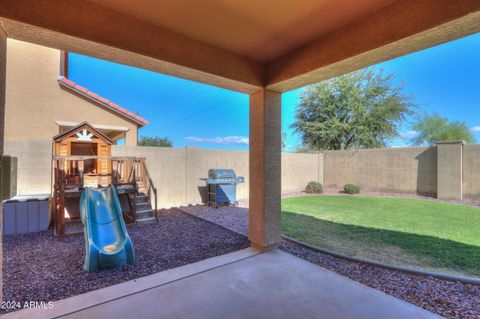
[204,177,245,184]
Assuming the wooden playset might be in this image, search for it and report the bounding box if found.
[51,122,157,236]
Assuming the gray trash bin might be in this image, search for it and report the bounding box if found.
[3,195,50,235]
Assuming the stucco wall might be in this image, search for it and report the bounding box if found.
[5,39,139,146]
[324,147,437,196]
[0,30,6,155]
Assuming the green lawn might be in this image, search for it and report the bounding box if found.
[281,195,480,278]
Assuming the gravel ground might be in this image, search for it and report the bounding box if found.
[181,204,480,319]
[183,205,249,235]
[2,209,249,314]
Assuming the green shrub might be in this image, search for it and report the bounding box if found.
[305,181,323,194]
[344,183,360,194]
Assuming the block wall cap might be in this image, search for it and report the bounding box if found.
[436,140,466,145]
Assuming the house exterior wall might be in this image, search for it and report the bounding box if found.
[4,39,139,146]
[0,29,5,155]
[4,140,52,195]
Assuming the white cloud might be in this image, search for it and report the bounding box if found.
[470,126,480,132]
[400,130,418,138]
[186,136,249,145]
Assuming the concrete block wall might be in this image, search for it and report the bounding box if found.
[463,144,480,200]
[323,147,437,196]
[184,147,249,205]
[112,146,324,208]
[5,141,480,204]
[437,141,464,200]
[112,146,188,208]
[282,152,323,193]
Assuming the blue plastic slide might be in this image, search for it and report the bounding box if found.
[80,186,135,272]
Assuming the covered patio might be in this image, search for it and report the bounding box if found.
[1,0,480,318]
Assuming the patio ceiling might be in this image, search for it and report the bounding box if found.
[87,0,395,62]
[1,1,480,93]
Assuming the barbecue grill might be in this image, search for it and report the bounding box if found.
[203,169,244,208]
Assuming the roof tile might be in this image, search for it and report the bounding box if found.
[86,91,100,99]
[57,76,148,126]
[98,97,110,104]
[117,106,128,114]
[63,78,76,87]
[108,102,120,110]
[75,85,89,94]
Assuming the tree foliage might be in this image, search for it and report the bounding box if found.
[138,135,173,147]
[281,129,287,151]
[292,69,415,151]
[410,112,475,146]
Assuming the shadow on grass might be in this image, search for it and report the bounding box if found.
[282,211,480,277]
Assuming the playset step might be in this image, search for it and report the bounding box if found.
[136,201,152,210]
[136,216,156,224]
[136,208,155,224]
[136,194,149,203]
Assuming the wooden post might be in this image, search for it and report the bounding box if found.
[133,160,136,183]
[110,158,113,185]
[133,192,137,222]
[154,188,158,221]
[79,160,84,188]
[55,159,65,236]
[53,160,59,236]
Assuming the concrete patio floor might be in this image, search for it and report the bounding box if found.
[5,248,442,319]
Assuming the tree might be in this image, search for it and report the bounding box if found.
[138,135,173,147]
[410,112,475,146]
[292,69,416,151]
[281,130,287,151]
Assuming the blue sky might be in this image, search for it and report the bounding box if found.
[69,32,480,151]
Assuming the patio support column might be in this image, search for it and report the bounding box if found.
[249,88,281,251]
[0,27,6,304]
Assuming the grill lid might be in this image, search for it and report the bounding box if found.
[208,169,236,179]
